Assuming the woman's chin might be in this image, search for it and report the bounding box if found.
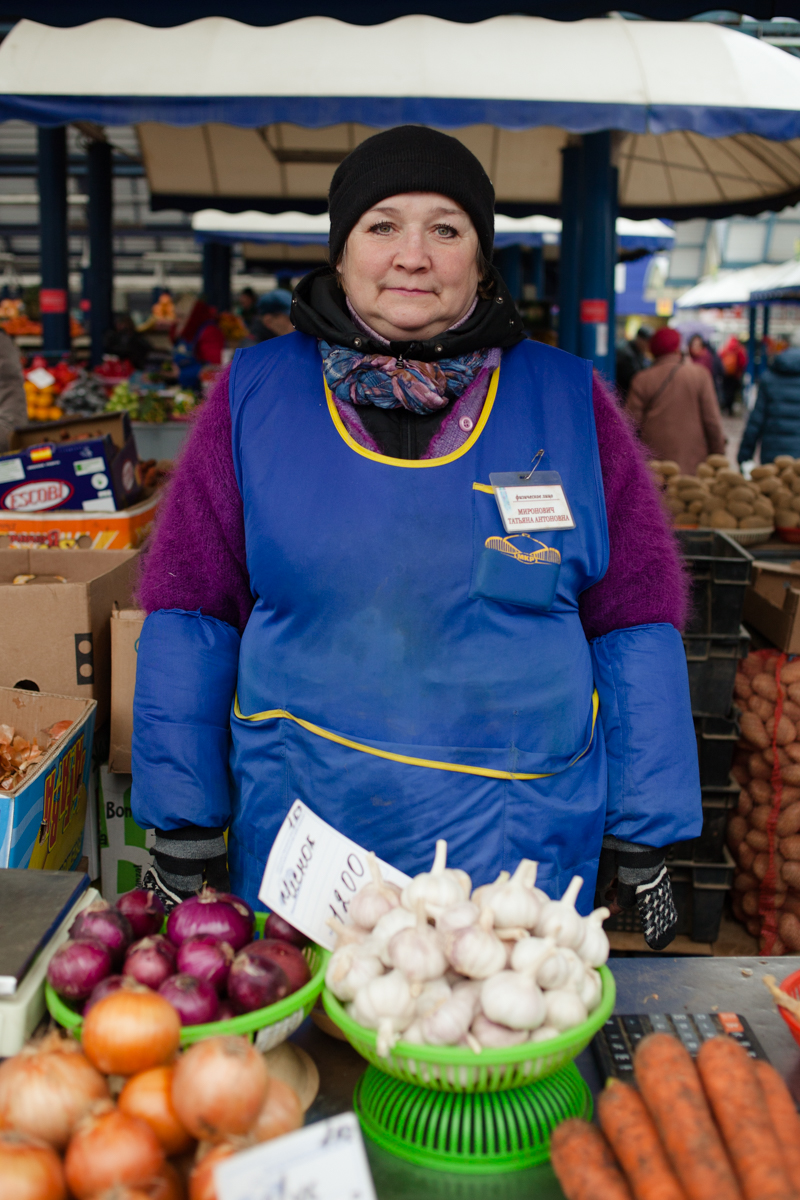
[372,308,449,341]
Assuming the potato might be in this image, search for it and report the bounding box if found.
[738,790,753,817]
[750,806,769,831]
[739,515,769,529]
[779,911,800,951]
[777,801,800,836]
[775,509,800,528]
[748,752,771,780]
[658,460,679,476]
[740,711,770,748]
[748,695,774,722]
[781,892,800,918]
[729,485,757,503]
[780,835,800,861]
[665,497,687,515]
[696,463,715,479]
[734,870,758,892]
[710,508,738,529]
[687,499,705,515]
[786,740,800,761]
[739,842,757,870]
[728,501,755,519]
[782,660,800,685]
[783,700,800,725]
[727,814,748,847]
[742,890,762,916]
[742,653,765,679]
[718,469,743,484]
[702,495,727,514]
[751,464,778,479]
[758,476,782,495]
[754,850,785,882]
[781,467,796,486]
[784,860,800,889]
[762,745,789,767]
[746,828,769,851]
[753,498,775,520]
[780,785,800,808]
[749,778,773,805]
[775,455,796,468]
[752,672,779,701]
[746,918,762,938]
[734,672,753,700]
[774,487,795,507]
[767,714,797,745]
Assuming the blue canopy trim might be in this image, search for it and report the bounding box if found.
[4,94,800,141]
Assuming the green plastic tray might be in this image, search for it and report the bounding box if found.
[46,912,329,1049]
[323,963,615,1093]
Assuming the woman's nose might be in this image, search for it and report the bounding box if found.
[393,231,429,271]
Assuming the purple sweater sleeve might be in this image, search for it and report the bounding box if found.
[580,374,689,639]
[138,367,688,640]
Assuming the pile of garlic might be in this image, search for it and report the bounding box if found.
[325,840,609,1058]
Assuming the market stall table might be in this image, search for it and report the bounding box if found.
[290,956,800,1199]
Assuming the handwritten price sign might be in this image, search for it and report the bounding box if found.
[215,1112,376,1200]
[258,801,410,951]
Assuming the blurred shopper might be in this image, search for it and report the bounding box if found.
[105,313,150,370]
[738,335,800,465]
[237,287,260,337]
[688,333,725,408]
[627,326,725,475]
[720,335,747,414]
[0,328,25,451]
[173,299,224,388]
[256,289,294,340]
[615,324,652,401]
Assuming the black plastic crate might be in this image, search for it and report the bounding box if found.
[676,530,753,637]
[683,626,750,716]
[605,846,735,943]
[694,715,740,787]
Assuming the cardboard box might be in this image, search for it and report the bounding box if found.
[97,766,154,903]
[0,688,96,870]
[0,549,137,725]
[109,609,145,774]
[0,413,141,514]
[743,560,800,654]
[0,491,159,550]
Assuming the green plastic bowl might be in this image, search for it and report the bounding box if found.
[323,963,615,1092]
[46,912,329,1050]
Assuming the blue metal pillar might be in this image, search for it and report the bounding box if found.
[37,126,70,357]
[203,242,231,313]
[495,245,522,304]
[558,143,583,355]
[87,138,113,368]
[607,164,619,384]
[579,131,614,377]
[530,245,545,300]
[748,306,757,382]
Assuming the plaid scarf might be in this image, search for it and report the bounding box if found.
[320,340,489,414]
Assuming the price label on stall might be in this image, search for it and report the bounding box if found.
[216,1112,377,1200]
[258,800,410,950]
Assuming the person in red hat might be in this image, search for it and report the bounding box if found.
[626,326,726,474]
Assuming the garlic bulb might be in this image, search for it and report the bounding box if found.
[470,1013,529,1048]
[347,852,402,930]
[401,840,467,918]
[400,1019,426,1045]
[510,934,561,983]
[353,969,417,1057]
[580,968,603,1013]
[452,868,473,898]
[444,908,507,979]
[486,859,542,930]
[327,919,371,948]
[480,969,546,1031]
[529,1025,560,1043]
[387,905,446,982]
[435,901,480,935]
[471,870,510,909]
[577,906,610,967]
[414,977,452,1018]
[325,943,384,1002]
[544,988,588,1031]
[535,876,584,948]
[421,981,480,1046]
[371,906,418,966]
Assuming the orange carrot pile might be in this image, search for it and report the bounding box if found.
[551,1032,799,1200]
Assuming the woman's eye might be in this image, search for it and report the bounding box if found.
[369,223,394,235]
[434,225,458,238]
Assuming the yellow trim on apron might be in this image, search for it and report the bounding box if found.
[324,366,500,468]
[472,482,494,494]
[233,690,599,781]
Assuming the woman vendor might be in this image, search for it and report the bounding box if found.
[132,126,701,951]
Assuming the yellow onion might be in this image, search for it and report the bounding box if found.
[64,1103,165,1199]
[119,1066,194,1156]
[171,1036,267,1142]
[0,1031,109,1149]
[188,1144,236,1200]
[82,980,181,1076]
[0,1130,66,1200]
[249,1077,303,1143]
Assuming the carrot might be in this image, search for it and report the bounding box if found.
[696,1036,793,1200]
[597,1078,686,1200]
[549,1119,633,1200]
[634,1033,742,1200]
[753,1059,800,1183]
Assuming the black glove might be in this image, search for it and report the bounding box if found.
[597,836,678,952]
[141,826,229,912]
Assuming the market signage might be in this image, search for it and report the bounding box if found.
[2,479,74,512]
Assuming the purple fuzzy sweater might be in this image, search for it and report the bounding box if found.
[137,364,688,637]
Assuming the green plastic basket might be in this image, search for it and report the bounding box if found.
[46,912,329,1050]
[322,963,615,1093]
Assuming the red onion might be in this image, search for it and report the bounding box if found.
[176,935,233,992]
[116,889,165,939]
[166,886,253,951]
[263,913,307,948]
[123,935,176,990]
[69,900,132,965]
[228,952,290,1014]
[47,938,112,1001]
[83,974,126,1013]
[216,998,236,1021]
[243,939,310,993]
[158,974,219,1026]
[217,893,255,924]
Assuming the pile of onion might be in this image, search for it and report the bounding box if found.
[82,981,181,1076]
[64,1104,164,1199]
[0,1031,109,1150]
[0,1130,66,1200]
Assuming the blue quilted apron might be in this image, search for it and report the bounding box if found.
[227,333,609,912]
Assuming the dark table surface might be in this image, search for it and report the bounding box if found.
[292,955,800,1200]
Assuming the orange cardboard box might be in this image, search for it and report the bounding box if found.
[0,491,159,550]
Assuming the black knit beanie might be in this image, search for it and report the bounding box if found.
[328,126,495,265]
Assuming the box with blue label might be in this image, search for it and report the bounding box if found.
[0,413,141,515]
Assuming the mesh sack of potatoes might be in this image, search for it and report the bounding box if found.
[729,652,800,955]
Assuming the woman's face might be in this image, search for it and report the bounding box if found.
[689,336,703,356]
[340,192,481,342]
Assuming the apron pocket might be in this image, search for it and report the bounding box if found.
[470,487,563,612]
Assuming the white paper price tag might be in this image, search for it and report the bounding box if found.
[215,1112,377,1200]
[259,800,410,950]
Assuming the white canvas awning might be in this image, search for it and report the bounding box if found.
[675,262,792,309]
[4,17,800,219]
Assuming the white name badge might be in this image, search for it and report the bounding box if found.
[259,800,410,951]
[489,470,575,534]
[216,1112,377,1200]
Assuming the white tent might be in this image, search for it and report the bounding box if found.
[4,16,800,218]
[675,262,792,309]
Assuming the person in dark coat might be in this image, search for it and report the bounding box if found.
[739,343,800,465]
[615,325,652,401]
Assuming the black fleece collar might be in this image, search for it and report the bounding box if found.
[291,265,525,363]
